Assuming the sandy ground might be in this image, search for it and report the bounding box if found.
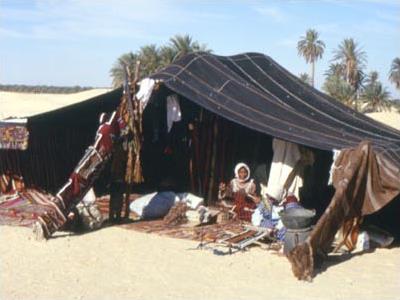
[0,225,399,300]
[366,112,400,131]
[0,89,111,119]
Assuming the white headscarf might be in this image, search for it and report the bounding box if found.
[231,162,254,193]
[234,162,250,182]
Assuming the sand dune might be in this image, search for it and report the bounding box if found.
[0,89,111,119]
[366,112,400,131]
[0,225,399,300]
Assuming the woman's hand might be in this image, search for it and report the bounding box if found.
[247,194,261,204]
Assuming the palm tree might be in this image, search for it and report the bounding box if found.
[137,44,161,77]
[109,34,212,86]
[299,73,311,85]
[361,72,391,112]
[324,63,345,78]
[332,38,367,111]
[389,57,400,90]
[332,38,367,91]
[110,52,138,87]
[169,34,210,60]
[361,83,391,112]
[323,75,356,107]
[364,71,378,87]
[159,46,178,67]
[297,29,325,87]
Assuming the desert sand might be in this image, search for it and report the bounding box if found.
[0,225,399,300]
[366,112,400,131]
[0,89,111,119]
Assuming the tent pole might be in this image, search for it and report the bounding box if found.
[123,61,142,220]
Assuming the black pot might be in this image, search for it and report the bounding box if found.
[279,208,316,229]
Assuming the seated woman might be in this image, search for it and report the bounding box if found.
[218,162,259,222]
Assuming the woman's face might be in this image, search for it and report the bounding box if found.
[238,167,248,180]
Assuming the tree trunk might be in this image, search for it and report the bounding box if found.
[346,63,351,85]
[311,61,315,87]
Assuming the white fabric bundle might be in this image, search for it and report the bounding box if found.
[166,94,182,132]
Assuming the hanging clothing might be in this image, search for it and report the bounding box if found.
[266,138,314,200]
[328,149,341,185]
[166,94,182,132]
[267,139,301,199]
[136,78,155,110]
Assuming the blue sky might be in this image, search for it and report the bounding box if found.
[1,0,399,98]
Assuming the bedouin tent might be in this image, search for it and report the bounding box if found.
[0,89,122,193]
[7,52,399,280]
[145,52,400,279]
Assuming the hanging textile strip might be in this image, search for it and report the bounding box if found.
[0,123,29,150]
[202,115,215,201]
[33,112,120,239]
[207,119,219,203]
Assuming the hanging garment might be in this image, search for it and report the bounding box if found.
[136,78,155,110]
[328,149,342,185]
[266,139,314,200]
[166,94,182,132]
[267,139,301,199]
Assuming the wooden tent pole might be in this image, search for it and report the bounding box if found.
[123,61,141,219]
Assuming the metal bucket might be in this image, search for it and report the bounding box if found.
[283,227,312,255]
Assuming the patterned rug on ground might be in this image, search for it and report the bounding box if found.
[0,189,65,227]
[95,195,247,242]
[0,192,249,244]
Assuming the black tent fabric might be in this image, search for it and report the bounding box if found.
[0,88,122,192]
[150,52,400,172]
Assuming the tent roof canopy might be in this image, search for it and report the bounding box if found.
[150,52,400,171]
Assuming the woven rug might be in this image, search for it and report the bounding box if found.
[0,189,65,228]
[1,192,248,243]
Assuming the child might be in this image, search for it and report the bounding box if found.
[218,163,259,221]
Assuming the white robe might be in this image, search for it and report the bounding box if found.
[266,138,302,199]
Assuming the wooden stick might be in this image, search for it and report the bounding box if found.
[123,60,141,219]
